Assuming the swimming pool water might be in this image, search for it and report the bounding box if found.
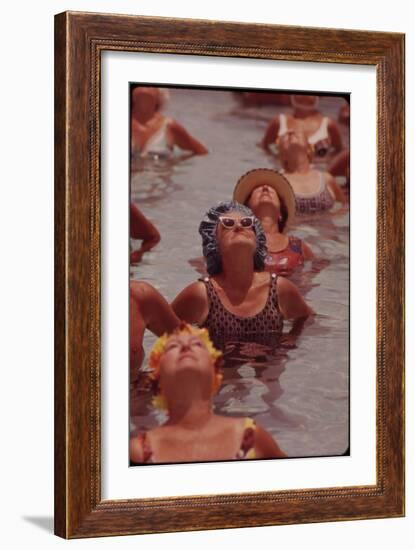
[130,88,350,459]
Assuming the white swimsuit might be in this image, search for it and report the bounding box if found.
[278,113,330,147]
[140,118,174,158]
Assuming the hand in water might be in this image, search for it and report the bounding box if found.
[279,333,298,350]
[130,249,144,264]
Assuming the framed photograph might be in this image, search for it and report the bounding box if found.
[54,11,404,538]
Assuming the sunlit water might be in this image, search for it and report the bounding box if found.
[130,89,349,458]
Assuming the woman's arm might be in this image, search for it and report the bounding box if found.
[129,284,145,372]
[326,173,347,204]
[328,118,344,152]
[130,436,144,463]
[168,120,208,155]
[301,240,315,261]
[277,277,314,348]
[171,282,209,324]
[328,149,349,178]
[131,281,180,337]
[325,173,348,216]
[130,204,161,262]
[254,424,286,459]
[277,277,314,320]
[131,118,146,152]
[260,117,280,150]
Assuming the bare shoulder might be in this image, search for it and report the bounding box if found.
[130,279,149,296]
[167,118,186,135]
[276,275,295,293]
[328,116,341,133]
[130,280,146,305]
[174,280,208,302]
[254,423,286,459]
[130,280,161,303]
[254,270,273,287]
[324,171,336,185]
[172,280,209,324]
[129,435,144,463]
[277,275,314,318]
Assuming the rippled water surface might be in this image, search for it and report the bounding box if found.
[130,89,350,458]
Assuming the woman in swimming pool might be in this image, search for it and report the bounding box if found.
[131,86,208,157]
[172,201,313,357]
[260,94,343,159]
[233,168,314,276]
[130,324,286,464]
[277,130,347,216]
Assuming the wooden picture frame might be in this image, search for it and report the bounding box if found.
[54,11,405,538]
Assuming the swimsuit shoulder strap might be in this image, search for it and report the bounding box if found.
[278,113,288,136]
[308,116,330,145]
[142,117,172,152]
[199,276,222,309]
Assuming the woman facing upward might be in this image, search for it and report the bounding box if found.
[130,324,285,464]
[277,130,348,216]
[172,201,313,357]
[233,168,314,276]
[260,94,343,160]
[131,86,208,157]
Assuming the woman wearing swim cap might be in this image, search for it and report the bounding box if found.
[130,324,285,464]
[172,201,313,357]
[233,168,314,276]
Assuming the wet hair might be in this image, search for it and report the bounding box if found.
[245,189,289,233]
[198,201,267,276]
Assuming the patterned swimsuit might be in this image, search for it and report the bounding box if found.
[136,418,257,463]
[264,236,304,275]
[294,172,335,215]
[200,273,283,355]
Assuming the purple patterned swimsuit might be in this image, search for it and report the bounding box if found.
[294,172,335,215]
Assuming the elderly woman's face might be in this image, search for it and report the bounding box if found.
[159,332,214,392]
[247,184,281,215]
[216,210,257,255]
[278,131,309,162]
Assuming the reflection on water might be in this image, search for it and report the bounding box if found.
[130,89,349,458]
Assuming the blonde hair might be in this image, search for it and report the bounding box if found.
[148,323,223,410]
[132,86,169,112]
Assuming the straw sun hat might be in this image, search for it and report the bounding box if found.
[233,168,296,228]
